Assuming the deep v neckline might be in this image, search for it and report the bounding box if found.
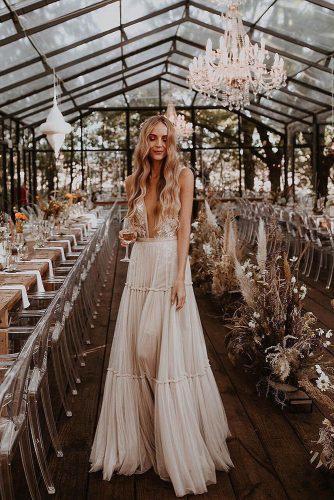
[142,199,151,238]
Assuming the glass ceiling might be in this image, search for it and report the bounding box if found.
[0,0,333,135]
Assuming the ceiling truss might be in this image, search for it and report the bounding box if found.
[0,0,332,131]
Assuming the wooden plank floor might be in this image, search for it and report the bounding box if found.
[40,244,334,500]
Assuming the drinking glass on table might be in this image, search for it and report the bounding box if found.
[119,218,137,263]
[13,233,25,262]
[4,240,15,271]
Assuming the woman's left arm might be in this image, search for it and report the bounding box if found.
[171,168,194,310]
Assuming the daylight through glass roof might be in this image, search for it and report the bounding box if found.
[0,0,333,131]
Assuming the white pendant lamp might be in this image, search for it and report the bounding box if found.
[38,73,72,158]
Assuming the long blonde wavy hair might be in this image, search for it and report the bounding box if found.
[126,115,182,229]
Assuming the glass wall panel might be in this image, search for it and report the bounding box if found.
[122,0,178,24]
[66,62,123,90]
[258,0,334,52]
[125,44,170,67]
[124,7,184,39]
[57,50,122,80]
[47,31,121,67]
[126,81,160,107]
[123,27,178,55]
[0,38,37,71]
[18,0,101,28]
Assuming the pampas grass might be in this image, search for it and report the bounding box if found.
[191,202,244,309]
[256,219,267,272]
[226,220,333,406]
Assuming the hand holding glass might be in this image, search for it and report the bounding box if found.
[120,218,136,263]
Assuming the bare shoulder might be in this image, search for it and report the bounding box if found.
[179,167,194,188]
[125,173,135,188]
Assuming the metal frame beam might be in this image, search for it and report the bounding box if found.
[2,0,80,120]
[0,1,185,77]
[0,0,119,47]
[304,0,334,10]
[186,15,333,78]
[0,31,177,109]
[30,74,164,128]
[19,57,170,120]
[0,0,59,23]
[0,20,182,109]
[14,44,173,119]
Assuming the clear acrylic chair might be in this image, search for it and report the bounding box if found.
[0,332,41,500]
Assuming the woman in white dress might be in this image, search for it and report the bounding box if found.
[90,115,233,497]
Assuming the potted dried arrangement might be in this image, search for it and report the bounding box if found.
[190,201,244,307]
[302,303,334,471]
[211,210,245,316]
[190,201,223,294]
[311,417,334,471]
[226,220,333,412]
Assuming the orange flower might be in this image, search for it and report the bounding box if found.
[15,212,28,221]
[65,193,78,200]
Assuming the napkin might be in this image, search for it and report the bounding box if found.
[85,213,98,228]
[28,259,54,278]
[48,239,71,253]
[0,284,30,308]
[45,246,66,262]
[1,270,45,293]
[71,226,83,239]
[73,224,87,237]
[64,233,77,246]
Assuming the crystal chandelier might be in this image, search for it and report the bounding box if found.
[188,0,287,110]
[165,101,193,139]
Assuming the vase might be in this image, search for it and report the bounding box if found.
[15,220,24,233]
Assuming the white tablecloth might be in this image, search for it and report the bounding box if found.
[0,270,45,293]
[0,284,30,308]
[29,259,54,278]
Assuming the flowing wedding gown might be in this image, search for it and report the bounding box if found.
[90,175,233,497]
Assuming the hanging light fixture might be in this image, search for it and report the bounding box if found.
[38,72,72,158]
[188,0,287,110]
[165,100,193,139]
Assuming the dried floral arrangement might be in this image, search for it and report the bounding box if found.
[190,200,245,316]
[190,201,223,294]
[211,210,244,298]
[39,198,65,220]
[311,418,334,471]
[226,220,333,405]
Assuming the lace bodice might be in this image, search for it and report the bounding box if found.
[131,166,187,239]
[132,199,179,239]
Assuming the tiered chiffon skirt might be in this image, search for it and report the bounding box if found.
[90,238,233,497]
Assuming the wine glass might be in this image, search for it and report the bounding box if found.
[4,240,15,271]
[120,218,136,263]
[13,233,25,262]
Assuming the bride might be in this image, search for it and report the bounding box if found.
[90,115,233,497]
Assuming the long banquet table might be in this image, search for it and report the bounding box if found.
[0,209,104,354]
